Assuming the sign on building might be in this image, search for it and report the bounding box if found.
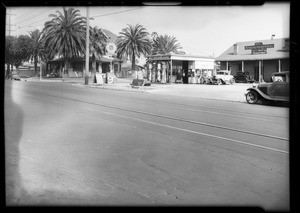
[106,42,117,55]
[195,60,214,70]
[244,42,274,54]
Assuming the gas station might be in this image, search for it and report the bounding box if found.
[146,53,215,84]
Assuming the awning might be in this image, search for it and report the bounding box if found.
[48,56,123,63]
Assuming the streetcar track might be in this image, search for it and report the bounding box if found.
[11,82,288,120]
[80,106,288,154]
[19,91,289,142]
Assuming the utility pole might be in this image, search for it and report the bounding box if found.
[6,8,16,36]
[84,7,90,85]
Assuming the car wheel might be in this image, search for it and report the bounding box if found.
[230,78,235,84]
[246,91,259,104]
[217,79,222,85]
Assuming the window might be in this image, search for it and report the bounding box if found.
[273,75,287,83]
[114,64,119,72]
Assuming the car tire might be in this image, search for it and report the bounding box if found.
[246,90,259,104]
[217,79,222,85]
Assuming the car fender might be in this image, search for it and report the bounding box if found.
[246,88,273,100]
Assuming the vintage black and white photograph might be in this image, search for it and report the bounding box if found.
[4,1,291,210]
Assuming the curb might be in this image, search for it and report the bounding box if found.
[72,83,148,94]
[72,83,247,103]
[22,78,247,103]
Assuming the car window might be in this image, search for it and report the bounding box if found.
[273,75,287,82]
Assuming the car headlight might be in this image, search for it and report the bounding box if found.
[252,83,258,88]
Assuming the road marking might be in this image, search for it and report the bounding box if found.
[81,103,288,141]
[99,110,289,154]
[124,97,288,122]
[169,105,287,123]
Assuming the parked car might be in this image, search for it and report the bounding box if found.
[46,72,59,78]
[19,74,30,79]
[245,71,289,104]
[234,71,255,83]
[11,74,21,81]
[210,70,235,85]
[199,75,212,84]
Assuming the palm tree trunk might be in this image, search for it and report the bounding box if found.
[6,63,10,79]
[34,56,38,76]
[92,56,96,83]
[64,59,69,78]
[131,52,136,71]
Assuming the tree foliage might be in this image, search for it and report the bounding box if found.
[5,36,15,66]
[89,26,108,60]
[5,35,32,77]
[152,34,182,55]
[42,7,86,72]
[5,36,32,65]
[116,24,152,70]
[28,29,45,74]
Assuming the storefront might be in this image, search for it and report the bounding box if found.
[146,53,215,84]
[47,56,122,78]
[216,38,289,82]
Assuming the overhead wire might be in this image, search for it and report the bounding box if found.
[16,8,58,29]
[15,8,49,24]
[14,7,142,34]
[91,8,141,18]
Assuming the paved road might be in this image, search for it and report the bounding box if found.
[5,80,289,210]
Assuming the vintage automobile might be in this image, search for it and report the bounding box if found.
[210,70,235,85]
[234,71,255,83]
[245,71,289,104]
[11,74,21,81]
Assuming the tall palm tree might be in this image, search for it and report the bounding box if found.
[29,29,45,76]
[89,27,108,77]
[42,7,86,74]
[116,24,152,70]
[39,39,55,74]
[152,34,182,55]
[152,34,182,83]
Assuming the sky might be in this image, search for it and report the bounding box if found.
[7,2,290,59]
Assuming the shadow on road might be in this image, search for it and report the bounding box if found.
[4,80,30,205]
[262,100,289,108]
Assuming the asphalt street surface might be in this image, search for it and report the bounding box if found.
[5,80,289,210]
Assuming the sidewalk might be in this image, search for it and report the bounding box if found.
[24,77,252,103]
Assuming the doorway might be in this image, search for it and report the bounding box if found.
[182,61,189,83]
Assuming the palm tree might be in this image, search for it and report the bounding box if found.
[152,34,182,83]
[152,34,182,55]
[116,24,152,70]
[29,29,45,76]
[39,40,55,74]
[42,7,86,75]
[89,27,108,78]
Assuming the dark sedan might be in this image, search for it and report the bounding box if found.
[234,71,255,83]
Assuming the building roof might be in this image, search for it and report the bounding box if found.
[147,53,215,61]
[48,56,122,63]
[216,38,289,61]
[102,29,118,43]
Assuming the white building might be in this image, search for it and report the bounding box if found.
[147,53,215,84]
